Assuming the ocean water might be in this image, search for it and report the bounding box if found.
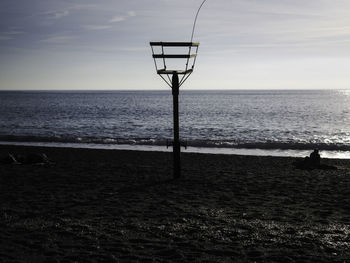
[1,90,350,158]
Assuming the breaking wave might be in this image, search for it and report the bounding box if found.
[1,135,350,152]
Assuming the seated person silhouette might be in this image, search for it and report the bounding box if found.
[293,149,336,170]
[309,149,321,167]
[294,149,321,170]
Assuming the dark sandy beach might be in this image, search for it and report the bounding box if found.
[1,145,350,262]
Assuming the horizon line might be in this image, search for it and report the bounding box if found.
[0,88,349,92]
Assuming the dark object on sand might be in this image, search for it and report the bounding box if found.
[24,153,51,164]
[309,149,321,167]
[0,154,19,164]
[293,149,337,170]
[1,153,52,165]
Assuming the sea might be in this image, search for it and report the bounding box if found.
[1,89,350,159]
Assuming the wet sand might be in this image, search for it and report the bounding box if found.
[1,145,350,262]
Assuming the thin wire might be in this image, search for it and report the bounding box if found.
[190,0,207,43]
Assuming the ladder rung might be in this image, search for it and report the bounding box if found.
[157,69,193,75]
[152,54,197,59]
[150,42,200,47]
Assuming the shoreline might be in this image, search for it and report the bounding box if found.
[1,141,350,160]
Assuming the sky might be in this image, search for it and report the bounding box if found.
[0,0,349,90]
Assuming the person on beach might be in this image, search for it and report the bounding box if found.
[294,149,336,170]
[302,149,321,169]
[293,149,321,169]
[309,149,321,167]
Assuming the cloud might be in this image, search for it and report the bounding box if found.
[0,36,12,41]
[44,10,70,20]
[53,10,69,19]
[0,31,24,41]
[109,11,136,23]
[41,35,77,44]
[83,25,112,31]
[127,11,136,17]
[70,4,98,10]
[109,16,126,23]
[40,4,97,21]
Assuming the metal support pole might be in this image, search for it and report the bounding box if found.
[172,72,181,179]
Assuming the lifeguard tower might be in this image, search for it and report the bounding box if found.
[150,41,200,178]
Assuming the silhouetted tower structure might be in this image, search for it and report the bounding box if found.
[150,42,200,178]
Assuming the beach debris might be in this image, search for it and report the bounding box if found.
[293,149,337,170]
[0,153,20,164]
[0,152,52,165]
[24,153,51,164]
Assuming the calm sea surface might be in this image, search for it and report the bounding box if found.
[1,90,350,157]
